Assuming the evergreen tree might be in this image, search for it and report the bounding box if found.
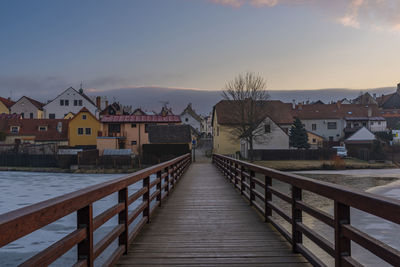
[289,117,310,149]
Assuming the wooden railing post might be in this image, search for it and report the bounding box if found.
[265,175,272,222]
[157,171,162,206]
[118,188,129,254]
[77,204,94,267]
[334,201,351,267]
[165,167,170,196]
[234,163,238,187]
[291,186,302,253]
[249,171,255,206]
[143,176,150,223]
[240,166,245,195]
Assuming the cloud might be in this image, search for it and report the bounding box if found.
[208,0,400,32]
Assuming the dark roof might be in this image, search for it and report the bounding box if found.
[148,125,191,144]
[0,97,15,109]
[213,100,294,126]
[0,118,69,141]
[101,115,181,123]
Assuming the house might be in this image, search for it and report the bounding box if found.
[376,83,400,109]
[212,100,293,155]
[43,87,99,119]
[10,96,45,119]
[201,113,213,138]
[344,116,387,138]
[307,131,324,149]
[98,114,181,155]
[380,109,400,129]
[0,118,68,145]
[292,102,383,142]
[68,108,101,149]
[100,102,132,117]
[180,103,203,135]
[240,116,289,159]
[0,97,15,114]
[132,108,147,115]
[352,92,377,105]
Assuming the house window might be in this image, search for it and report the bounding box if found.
[85,128,91,135]
[354,123,359,127]
[327,122,337,129]
[312,124,317,131]
[38,126,47,131]
[49,114,56,119]
[370,122,374,126]
[60,100,64,106]
[362,122,367,127]
[185,118,188,122]
[82,114,87,120]
[264,124,271,133]
[145,123,155,133]
[108,124,121,133]
[329,136,334,141]
[312,138,316,143]
[131,123,137,128]
[65,100,69,106]
[79,100,82,106]
[11,126,19,133]
[131,141,137,145]
[74,100,78,106]
[378,121,381,125]
[78,128,84,135]
[30,113,33,119]
[217,126,219,136]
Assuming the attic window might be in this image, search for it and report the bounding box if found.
[348,112,352,114]
[264,124,271,133]
[10,126,19,133]
[82,114,87,120]
[38,126,47,131]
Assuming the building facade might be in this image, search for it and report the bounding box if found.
[68,108,101,148]
[10,96,44,119]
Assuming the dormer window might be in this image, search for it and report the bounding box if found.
[11,126,19,133]
[38,126,47,131]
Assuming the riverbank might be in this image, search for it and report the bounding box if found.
[254,158,396,171]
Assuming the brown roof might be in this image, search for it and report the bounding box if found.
[0,97,15,109]
[0,118,69,141]
[293,103,382,120]
[214,100,294,126]
[101,115,181,123]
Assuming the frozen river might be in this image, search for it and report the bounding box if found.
[0,171,157,266]
[0,169,399,266]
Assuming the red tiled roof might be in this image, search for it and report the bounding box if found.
[0,97,15,109]
[214,100,294,126]
[0,119,69,141]
[0,114,20,120]
[101,115,181,123]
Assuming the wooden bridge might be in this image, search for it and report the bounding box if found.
[0,153,399,266]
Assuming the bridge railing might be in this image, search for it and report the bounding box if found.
[213,153,400,267]
[0,153,191,267]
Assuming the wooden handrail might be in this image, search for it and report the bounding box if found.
[0,153,191,266]
[213,153,400,267]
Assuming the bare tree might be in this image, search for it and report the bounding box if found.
[222,72,270,161]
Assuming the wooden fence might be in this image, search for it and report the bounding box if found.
[213,154,400,267]
[0,154,191,266]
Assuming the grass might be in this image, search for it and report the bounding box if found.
[252,158,396,171]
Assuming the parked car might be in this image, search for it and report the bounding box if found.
[332,146,348,158]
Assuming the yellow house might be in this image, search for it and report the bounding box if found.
[68,108,101,148]
[307,131,325,149]
[0,97,14,114]
[212,108,240,155]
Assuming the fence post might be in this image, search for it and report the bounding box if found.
[291,186,302,253]
[240,166,245,195]
[143,176,150,223]
[334,201,351,267]
[265,175,272,222]
[165,167,170,196]
[156,171,162,206]
[249,171,255,205]
[234,163,238,187]
[118,188,129,254]
[77,204,94,267]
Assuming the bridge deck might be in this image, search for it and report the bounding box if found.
[117,162,309,266]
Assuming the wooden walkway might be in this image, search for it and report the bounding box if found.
[117,162,310,266]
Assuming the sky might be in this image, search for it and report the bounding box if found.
[1,0,400,100]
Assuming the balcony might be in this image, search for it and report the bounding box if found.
[98,131,127,139]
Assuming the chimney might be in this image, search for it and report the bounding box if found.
[105,100,109,107]
[397,83,400,93]
[373,93,376,100]
[292,100,296,110]
[368,107,372,117]
[336,101,341,110]
[298,102,303,110]
[96,96,101,109]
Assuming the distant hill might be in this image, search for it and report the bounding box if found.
[91,86,397,116]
